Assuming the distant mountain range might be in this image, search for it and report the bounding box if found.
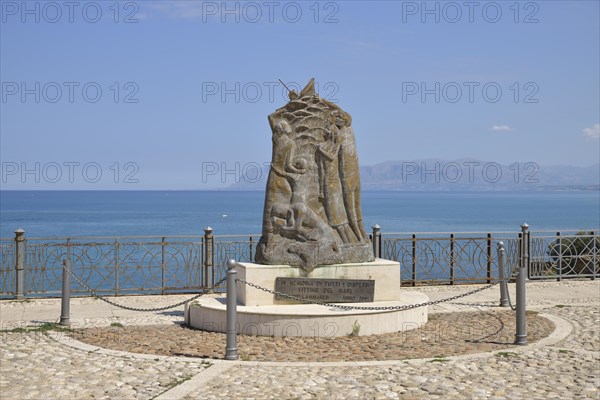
[231,159,600,191]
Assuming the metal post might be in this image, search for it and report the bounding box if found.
[515,223,529,345]
[556,231,562,282]
[60,259,71,325]
[204,227,214,289]
[372,224,381,258]
[411,234,417,287]
[498,241,509,307]
[225,259,238,360]
[592,231,597,281]
[526,227,531,280]
[14,229,25,299]
[450,234,455,285]
[114,239,119,296]
[487,233,493,284]
[378,229,382,260]
[161,237,166,295]
[249,236,253,261]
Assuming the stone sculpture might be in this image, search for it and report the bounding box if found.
[255,79,374,272]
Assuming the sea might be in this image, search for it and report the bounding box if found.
[1,190,599,238]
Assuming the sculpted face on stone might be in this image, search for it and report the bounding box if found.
[255,79,374,272]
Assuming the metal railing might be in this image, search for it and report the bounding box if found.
[379,231,521,286]
[528,230,598,280]
[0,238,15,296]
[1,225,597,298]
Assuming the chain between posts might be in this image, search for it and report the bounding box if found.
[60,261,227,312]
[502,257,518,311]
[498,241,517,311]
[236,251,521,311]
[236,275,513,312]
[504,284,516,311]
[60,250,519,313]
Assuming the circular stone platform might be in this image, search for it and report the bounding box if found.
[186,292,429,337]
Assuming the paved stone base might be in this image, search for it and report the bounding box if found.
[186,291,428,337]
[236,258,401,306]
[1,281,598,400]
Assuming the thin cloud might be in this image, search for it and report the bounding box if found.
[582,123,600,139]
[490,125,513,132]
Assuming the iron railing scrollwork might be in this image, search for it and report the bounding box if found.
[0,239,15,296]
[1,228,597,298]
[528,231,599,280]
[380,232,521,286]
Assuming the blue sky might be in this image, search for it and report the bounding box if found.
[1,0,599,189]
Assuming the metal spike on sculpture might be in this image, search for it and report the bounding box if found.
[255,78,375,272]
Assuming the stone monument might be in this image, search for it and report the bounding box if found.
[186,79,428,337]
[255,78,374,272]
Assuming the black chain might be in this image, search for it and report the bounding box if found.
[61,262,227,312]
[62,258,520,313]
[503,263,518,311]
[504,280,516,311]
[237,277,504,311]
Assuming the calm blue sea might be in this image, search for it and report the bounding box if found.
[1,190,599,238]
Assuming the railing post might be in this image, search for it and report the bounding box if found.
[249,236,253,261]
[14,229,25,299]
[225,259,238,360]
[556,231,561,282]
[498,241,509,307]
[372,224,381,258]
[60,259,71,325]
[378,227,382,259]
[592,231,597,280]
[487,233,492,284]
[450,234,455,285]
[114,239,119,296]
[204,227,214,290]
[516,223,529,345]
[411,234,417,287]
[524,225,530,272]
[161,237,166,295]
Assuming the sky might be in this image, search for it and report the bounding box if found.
[1,0,599,189]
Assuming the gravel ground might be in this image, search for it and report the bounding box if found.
[71,310,555,362]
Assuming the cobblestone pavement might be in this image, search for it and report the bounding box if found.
[187,348,599,400]
[185,305,600,400]
[0,332,209,400]
[0,281,598,399]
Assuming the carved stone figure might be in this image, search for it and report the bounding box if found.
[255,79,374,272]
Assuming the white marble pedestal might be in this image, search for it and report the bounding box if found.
[186,259,429,337]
